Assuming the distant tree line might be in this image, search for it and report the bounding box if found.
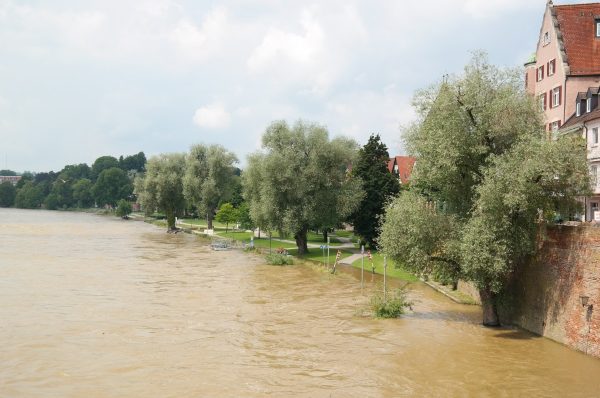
[0,152,146,210]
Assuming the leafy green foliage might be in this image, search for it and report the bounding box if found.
[379,53,590,325]
[92,167,132,207]
[135,153,186,230]
[0,181,16,207]
[243,120,364,254]
[183,144,238,229]
[370,286,411,318]
[116,199,132,218]
[0,169,17,176]
[15,181,44,209]
[236,202,254,230]
[349,134,400,247]
[72,178,94,208]
[214,202,238,232]
[91,156,119,181]
[265,253,294,265]
[119,152,146,172]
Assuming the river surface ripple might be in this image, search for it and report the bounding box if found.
[1,208,599,397]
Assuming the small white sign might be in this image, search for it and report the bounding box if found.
[361,245,364,254]
[594,211,600,222]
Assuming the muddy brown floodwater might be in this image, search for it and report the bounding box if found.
[1,209,600,397]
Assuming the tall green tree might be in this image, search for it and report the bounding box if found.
[91,156,119,181]
[378,53,590,326]
[120,152,147,172]
[15,181,44,209]
[134,153,186,231]
[72,178,94,208]
[214,202,238,233]
[93,167,132,207]
[348,134,400,247]
[60,164,90,180]
[183,144,238,230]
[0,181,16,207]
[243,120,363,254]
[0,170,17,176]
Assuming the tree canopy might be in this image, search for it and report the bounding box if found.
[93,167,132,207]
[0,181,16,207]
[135,153,186,230]
[348,134,400,247]
[243,120,363,254]
[378,53,590,326]
[183,144,238,230]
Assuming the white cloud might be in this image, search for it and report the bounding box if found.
[193,104,231,129]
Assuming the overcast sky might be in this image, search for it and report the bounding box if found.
[0,0,584,172]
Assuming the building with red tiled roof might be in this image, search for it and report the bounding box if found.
[387,156,416,185]
[525,1,600,134]
[559,86,600,221]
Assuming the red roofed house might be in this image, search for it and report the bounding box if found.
[387,156,416,185]
[525,1,600,134]
[533,1,600,221]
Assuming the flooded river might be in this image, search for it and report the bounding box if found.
[1,209,600,397]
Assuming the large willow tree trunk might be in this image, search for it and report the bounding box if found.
[166,209,177,231]
[207,210,214,230]
[295,227,309,255]
[479,286,500,326]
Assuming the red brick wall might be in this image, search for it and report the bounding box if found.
[501,225,600,357]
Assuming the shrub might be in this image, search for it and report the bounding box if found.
[370,285,412,318]
[265,253,293,266]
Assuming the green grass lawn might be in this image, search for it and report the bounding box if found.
[351,250,418,282]
[215,231,296,250]
[287,247,353,265]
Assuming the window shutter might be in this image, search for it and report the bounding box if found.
[544,92,547,110]
[542,65,545,79]
[547,62,550,74]
[558,120,562,128]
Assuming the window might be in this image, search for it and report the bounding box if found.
[539,93,546,111]
[552,87,561,107]
[591,165,598,186]
[551,121,560,131]
[544,32,550,45]
[596,19,600,37]
[548,59,555,76]
[577,102,581,117]
[593,127,599,144]
[537,65,544,82]
[587,98,592,113]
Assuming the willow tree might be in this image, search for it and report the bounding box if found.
[183,144,238,230]
[379,53,590,326]
[243,120,363,254]
[134,153,186,231]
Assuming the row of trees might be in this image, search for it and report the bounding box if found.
[134,124,392,256]
[0,152,146,209]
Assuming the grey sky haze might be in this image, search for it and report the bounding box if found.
[0,0,582,172]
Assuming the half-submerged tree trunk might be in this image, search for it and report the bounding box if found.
[166,209,177,231]
[295,227,309,255]
[207,210,214,230]
[479,286,500,327]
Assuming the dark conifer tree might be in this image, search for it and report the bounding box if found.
[349,134,399,247]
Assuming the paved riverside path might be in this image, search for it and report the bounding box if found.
[339,253,363,265]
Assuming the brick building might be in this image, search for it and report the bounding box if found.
[387,156,416,185]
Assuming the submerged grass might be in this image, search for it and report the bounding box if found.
[370,285,412,318]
